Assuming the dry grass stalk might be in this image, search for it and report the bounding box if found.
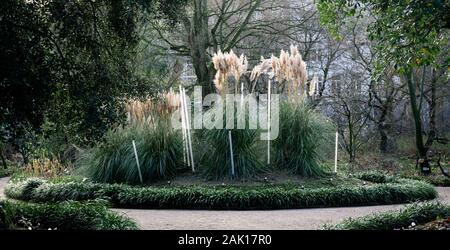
[250,45,308,95]
[212,50,248,95]
[250,56,273,83]
[125,88,182,125]
[25,158,71,179]
[125,98,153,124]
[309,75,318,97]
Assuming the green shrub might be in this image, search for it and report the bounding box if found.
[324,201,450,230]
[354,171,396,183]
[200,108,265,179]
[20,178,46,201]
[6,177,437,210]
[0,200,138,230]
[0,165,17,178]
[0,168,14,178]
[77,125,136,183]
[77,120,182,184]
[273,100,333,177]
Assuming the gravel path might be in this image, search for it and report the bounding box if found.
[114,187,450,230]
[1,177,449,230]
[0,177,9,200]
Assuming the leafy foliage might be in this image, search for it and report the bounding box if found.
[273,101,333,177]
[317,0,450,72]
[325,201,450,230]
[1,0,134,144]
[317,0,449,175]
[0,164,17,178]
[0,0,189,161]
[77,121,182,184]
[0,200,138,230]
[6,177,437,210]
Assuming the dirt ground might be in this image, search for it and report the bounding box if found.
[0,177,8,199]
[150,169,365,188]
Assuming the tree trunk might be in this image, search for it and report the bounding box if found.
[0,151,7,169]
[348,120,356,163]
[424,72,437,151]
[377,109,389,153]
[405,69,430,174]
[379,128,388,153]
[186,0,213,95]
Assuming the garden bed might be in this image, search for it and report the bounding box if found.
[5,175,437,210]
[413,217,450,230]
[0,200,138,230]
[324,201,450,230]
[133,169,366,188]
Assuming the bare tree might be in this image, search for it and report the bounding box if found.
[348,22,406,153]
[149,0,324,94]
[326,71,371,162]
[415,55,450,152]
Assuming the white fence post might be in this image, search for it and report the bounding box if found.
[334,131,339,173]
[132,140,143,183]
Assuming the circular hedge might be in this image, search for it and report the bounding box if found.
[5,175,437,210]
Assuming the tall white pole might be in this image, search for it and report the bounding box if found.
[179,86,189,167]
[180,92,186,166]
[132,140,143,184]
[240,82,244,109]
[334,131,339,173]
[183,88,195,172]
[228,130,235,177]
[267,79,271,165]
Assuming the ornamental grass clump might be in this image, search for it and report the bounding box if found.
[201,50,263,180]
[77,118,182,185]
[256,47,321,176]
[206,45,329,179]
[200,111,264,180]
[273,100,333,177]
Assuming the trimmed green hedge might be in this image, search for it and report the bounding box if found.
[0,199,138,230]
[402,174,450,187]
[357,170,450,187]
[5,176,437,210]
[354,171,395,183]
[324,201,450,230]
